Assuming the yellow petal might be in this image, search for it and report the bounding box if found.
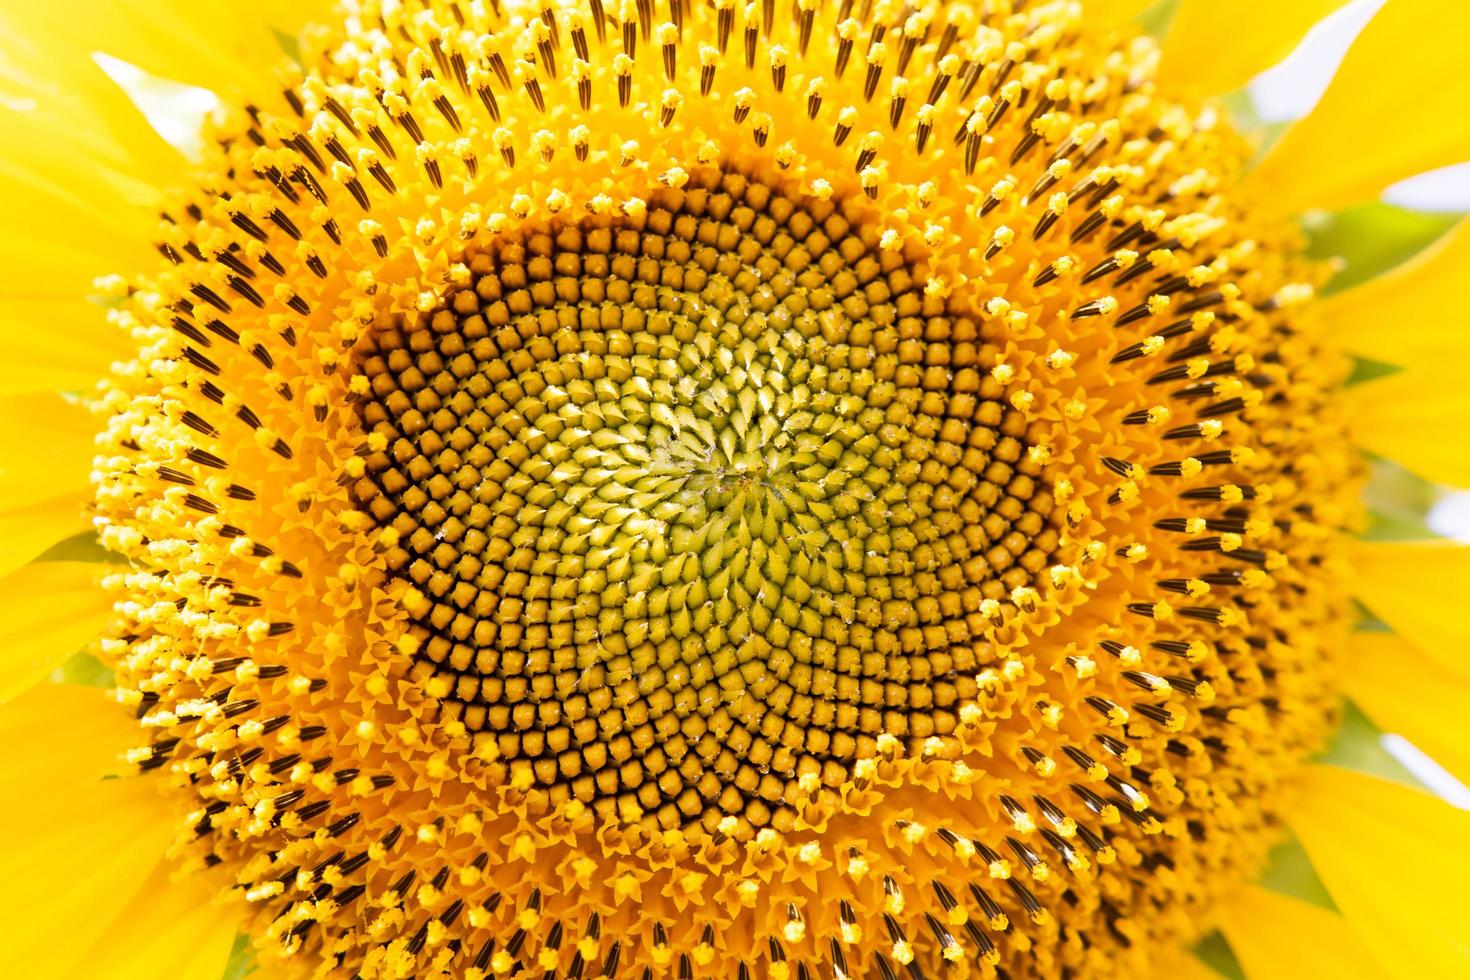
[2,1,306,101]
[71,862,239,980]
[1217,885,1385,979]
[0,45,180,305]
[0,689,219,980]
[1154,947,1227,980]
[0,687,173,977]
[0,34,181,184]
[0,786,171,978]
[0,392,95,510]
[0,226,147,301]
[1159,1,1346,95]
[0,682,138,788]
[0,299,126,396]
[0,120,160,299]
[1352,541,1470,677]
[1345,370,1470,488]
[252,0,340,37]
[0,127,160,238]
[1288,765,1470,980]
[0,492,91,581]
[1322,218,1469,372]
[0,562,116,702]
[1342,632,1470,784]
[1247,0,1470,213]
[1086,0,1158,25]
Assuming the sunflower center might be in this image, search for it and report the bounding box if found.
[352,166,1055,829]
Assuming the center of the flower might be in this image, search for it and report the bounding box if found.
[351,166,1056,830]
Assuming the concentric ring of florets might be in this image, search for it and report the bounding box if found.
[89,0,1359,978]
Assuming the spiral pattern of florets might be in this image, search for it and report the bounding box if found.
[351,168,1062,834]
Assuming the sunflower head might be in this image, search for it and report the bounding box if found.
[66,0,1373,976]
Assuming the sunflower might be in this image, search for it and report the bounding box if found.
[2,0,1468,976]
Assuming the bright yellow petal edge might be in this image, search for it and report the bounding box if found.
[1158,0,1347,97]
[1334,218,1470,487]
[1322,217,1469,372]
[1245,0,1470,214]
[0,562,121,701]
[0,0,1464,975]
[1342,632,1470,785]
[1352,539,1470,678]
[1288,766,1470,980]
[1217,883,1381,980]
[0,684,239,977]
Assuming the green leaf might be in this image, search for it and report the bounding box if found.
[221,933,258,980]
[1319,700,1426,792]
[1344,356,1399,386]
[1137,0,1181,36]
[54,652,114,687]
[273,29,303,64]
[1194,930,1246,980]
[1256,835,1335,911]
[36,530,113,564]
[1304,203,1463,296]
[1222,90,1293,168]
[1360,457,1440,541]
